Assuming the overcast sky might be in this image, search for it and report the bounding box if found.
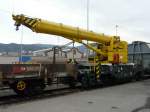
[0,0,150,45]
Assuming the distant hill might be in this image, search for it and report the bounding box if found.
[0,43,87,55]
[0,43,54,53]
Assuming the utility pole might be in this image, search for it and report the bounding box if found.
[116,25,118,36]
[86,0,90,58]
[87,0,89,31]
[20,25,23,63]
[73,41,75,62]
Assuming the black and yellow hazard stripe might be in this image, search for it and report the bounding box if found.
[24,18,37,27]
[95,58,101,79]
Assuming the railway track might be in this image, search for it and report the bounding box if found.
[0,87,10,90]
[0,83,137,106]
[0,76,149,106]
[0,87,81,106]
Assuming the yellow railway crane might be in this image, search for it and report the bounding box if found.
[12,14,128,64]
[10,14,144,94]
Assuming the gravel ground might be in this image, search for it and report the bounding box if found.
[0,79,150,112]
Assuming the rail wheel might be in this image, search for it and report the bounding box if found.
[10,79,45,96]
[81,75,89,89]
[68,77,77,88]
[81,73,96,89]
[88,75,97,87]
[100,74,112,86]
[10,80,31,96]
[31,80,46,94]
[17,80,26,91]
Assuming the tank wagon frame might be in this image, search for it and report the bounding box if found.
[0,62,143,95]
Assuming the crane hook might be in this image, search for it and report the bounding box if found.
[14,22,21,31]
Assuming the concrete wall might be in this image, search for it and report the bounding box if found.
[0,56,19,64]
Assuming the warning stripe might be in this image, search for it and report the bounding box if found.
[96,75,100,79]
[25,18,32,24]
[28,20,37,26]
[23,18,37,27]
[96,70,100,74]
[96,66,99,70]
[95,58,99,62]
[95,58,101,79]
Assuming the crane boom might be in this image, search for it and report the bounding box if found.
[12,14,112,44]
[12,14,128,64]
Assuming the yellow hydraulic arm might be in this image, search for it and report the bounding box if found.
[12,14,128,64]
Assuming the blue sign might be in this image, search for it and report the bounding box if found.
[19,56,31,62]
